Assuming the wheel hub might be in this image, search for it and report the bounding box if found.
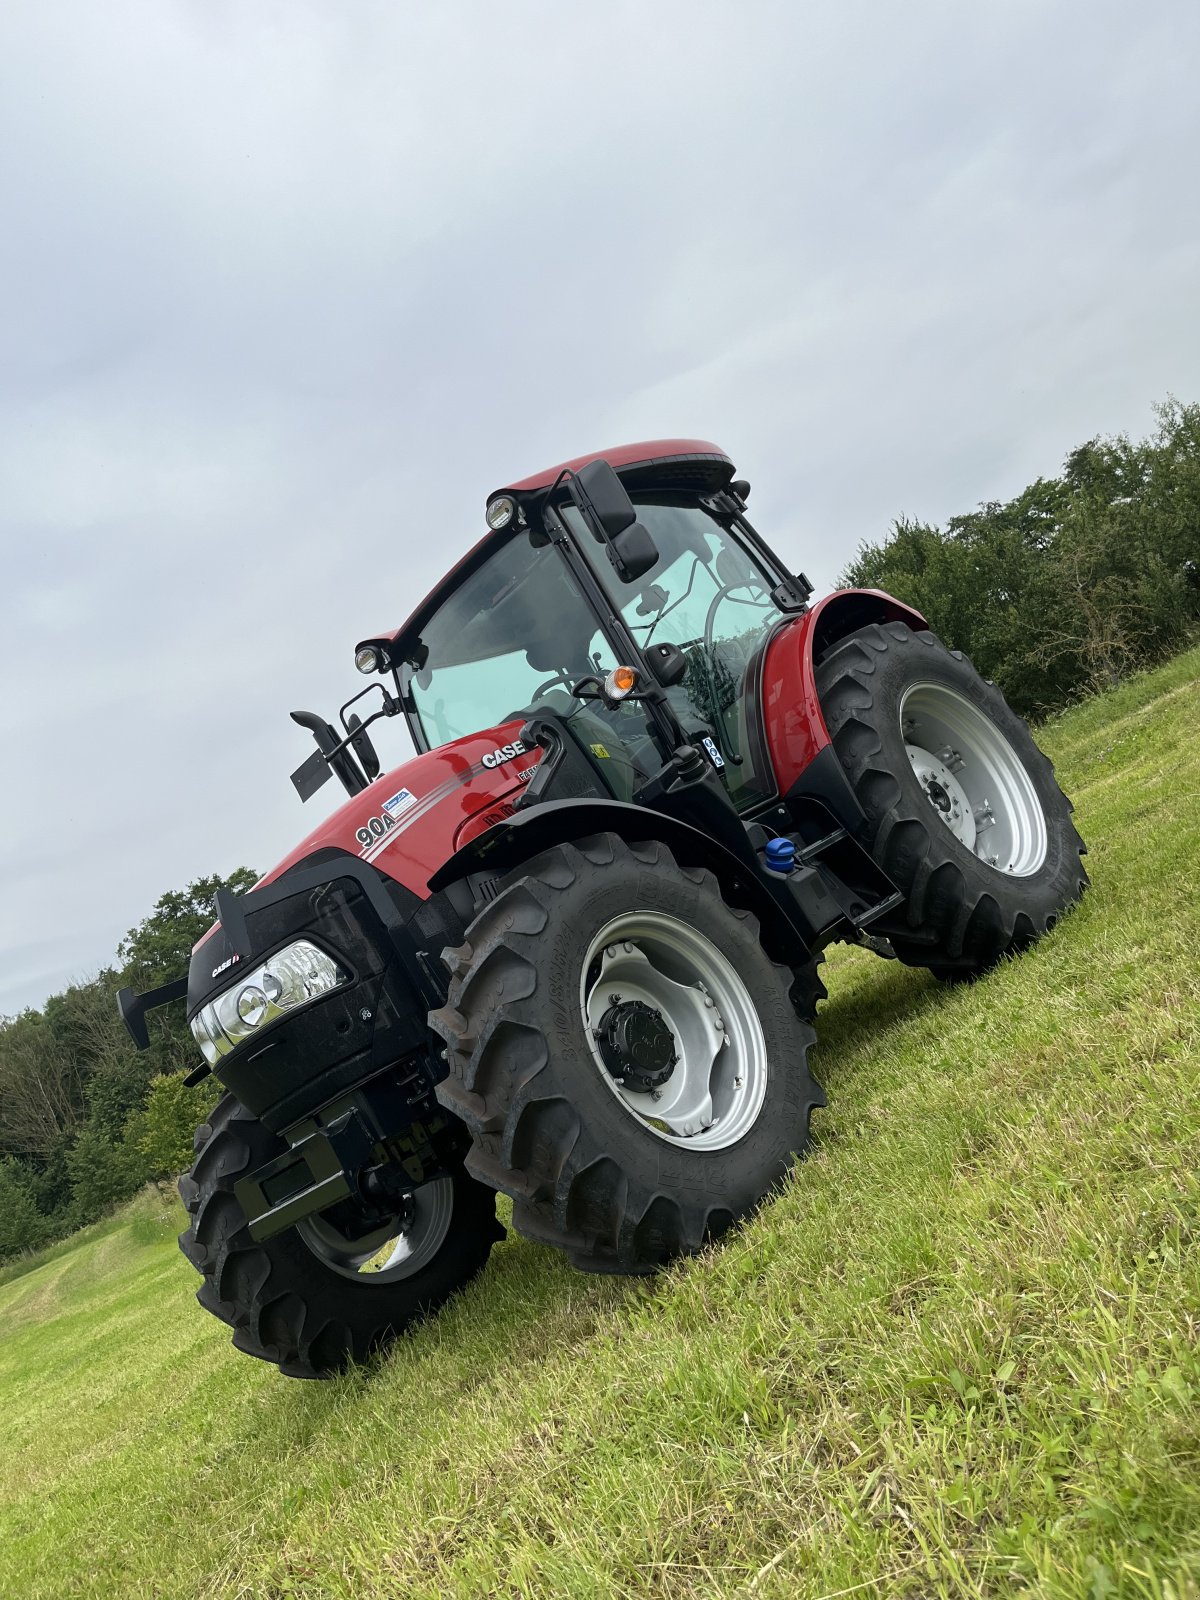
[580,918,767,1148]
[596,997,678,1094]
[297,1175,454,1282]
[904,743,977,852]
[900,681,1048,875]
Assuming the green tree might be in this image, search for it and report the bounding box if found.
[118,867,258,1077]
[64,1125,145,1227]
[119,869,259,987]
[0,867,256,1261]
[841,399,1200,718]
[0,1158,50,1258]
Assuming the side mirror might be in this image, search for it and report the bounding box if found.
[346,712,381,782]
[569,458,637,540]
[607,522,658,583]
[568,458,660,583]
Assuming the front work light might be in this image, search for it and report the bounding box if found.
[486,495,516,530]
[355,645,381,675]
[189,940,347,1066]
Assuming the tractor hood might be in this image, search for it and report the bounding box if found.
[188,719,539,1008]
[259,721,540,902]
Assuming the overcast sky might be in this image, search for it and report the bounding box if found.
[2,0,1198,1016]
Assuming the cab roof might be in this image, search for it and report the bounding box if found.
[501,437,732,494]
[360,439,735,663]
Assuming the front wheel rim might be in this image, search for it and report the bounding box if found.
[296,1176,454,1283]
[580,909,769,1150]
[900,681,1048,876]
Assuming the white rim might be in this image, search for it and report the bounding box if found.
[579,910,768,1150]
[900,682,1048,876]
[296,1176,454,1283]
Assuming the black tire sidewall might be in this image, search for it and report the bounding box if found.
[511,847,815,1214]
[184,1095,498,1367]
[828,631,1082,922]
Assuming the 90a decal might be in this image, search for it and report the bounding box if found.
[356,811,398,852]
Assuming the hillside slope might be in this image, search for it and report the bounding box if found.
[2,650,1199,1600]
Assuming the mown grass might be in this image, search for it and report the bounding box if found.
[2,649,1199,1600]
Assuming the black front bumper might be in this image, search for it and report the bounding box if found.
[183,852,459,1134]
[119,853,473,1238]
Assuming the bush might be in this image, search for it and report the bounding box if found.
[126,1072,220,1179]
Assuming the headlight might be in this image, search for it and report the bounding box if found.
[190,940,347,1066]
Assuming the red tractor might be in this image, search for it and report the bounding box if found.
[120,439,1087,1377]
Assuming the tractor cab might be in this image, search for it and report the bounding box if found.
[355,441,813,817]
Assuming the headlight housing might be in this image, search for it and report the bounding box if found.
[190,940,347,1066]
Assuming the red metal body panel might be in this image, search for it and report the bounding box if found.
[762,590,927,793]
[503,438,728,493]
[256,720,540,901]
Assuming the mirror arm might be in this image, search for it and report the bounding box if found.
[323,702,394,763]
[338,680,400,734]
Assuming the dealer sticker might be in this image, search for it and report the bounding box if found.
[382,787,417,817]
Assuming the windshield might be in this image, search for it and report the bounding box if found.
[560,496,785,807]
[405,533,612,747]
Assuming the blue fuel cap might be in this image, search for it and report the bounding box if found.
[765,837,796,873]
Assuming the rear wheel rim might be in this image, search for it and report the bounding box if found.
[900,681,1048,876]
[296,1176,454,1283]
[580,909,768,1150]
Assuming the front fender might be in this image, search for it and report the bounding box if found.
[761,588,926,793]
[428,797,825,959]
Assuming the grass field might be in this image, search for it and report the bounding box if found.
[2,649,1198,1600]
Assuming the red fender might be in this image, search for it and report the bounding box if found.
[761,589,927,792]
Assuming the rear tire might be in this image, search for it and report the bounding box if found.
[815,622,1088,976]
[178,1094,503,1378]
[431,833,824,1274]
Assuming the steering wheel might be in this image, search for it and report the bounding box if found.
[701,580,770,663]
[530,672,577,703]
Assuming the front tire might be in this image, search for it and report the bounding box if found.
[816,622,1088,976]
[178,1094,503,1378]
[430,834,824,1274]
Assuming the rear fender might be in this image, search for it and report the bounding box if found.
[761,588,926,794]
[429,797,819,963]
